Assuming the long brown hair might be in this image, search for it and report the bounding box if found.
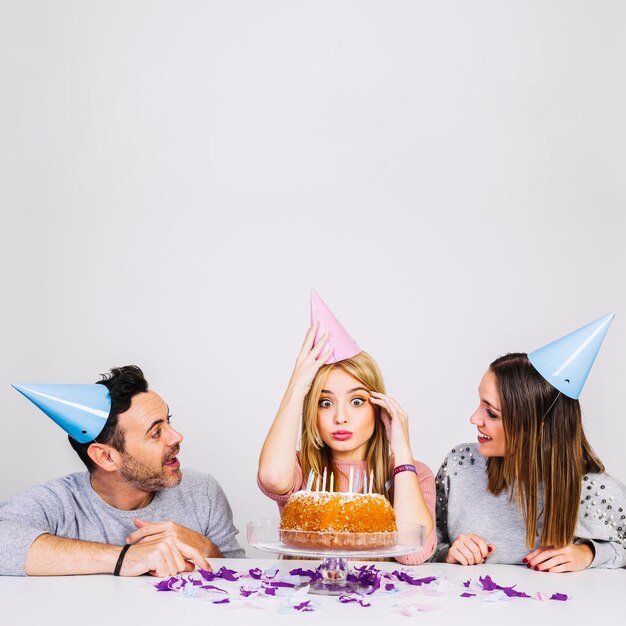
[299,351,391,498]
[486,353,604,548]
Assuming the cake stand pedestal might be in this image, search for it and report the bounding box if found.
[247,518,424,596]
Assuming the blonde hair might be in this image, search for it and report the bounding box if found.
[299,351,392,499]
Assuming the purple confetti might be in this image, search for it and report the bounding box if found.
[215,567,240,581]
[213,598,230,605]
[199,584,228,594]
[463,576,566,602]
[293,600,314,612]
[479,575,498,591]
[550,593,568,601]
[479,575,531,598]
[265,580,297,588]
[391,571,438,586]
[350,564,383,593]
[384,583,396,591]
[338,594,372,607]
[248,568,263,579]
[198,567,240,583]
[503,588,531,599]
[197,568,215,582]
[264,587,277,596]
[289,567,321,581]
[154,577,178,592]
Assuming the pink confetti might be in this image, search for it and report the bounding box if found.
[396,603,443,615]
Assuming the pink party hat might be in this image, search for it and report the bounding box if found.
[310,290,361,364]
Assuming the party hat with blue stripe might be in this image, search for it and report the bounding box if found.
[528,312,615,399]
[12,383,111,443]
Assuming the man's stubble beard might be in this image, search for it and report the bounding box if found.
[118,446,182,491]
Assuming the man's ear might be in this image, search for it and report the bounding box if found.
[87,443,118,473]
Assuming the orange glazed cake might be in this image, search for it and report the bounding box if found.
[279,491,398,550]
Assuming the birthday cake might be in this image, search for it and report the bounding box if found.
[279,491,398,550]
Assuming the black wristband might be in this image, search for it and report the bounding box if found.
[114,544,131,576]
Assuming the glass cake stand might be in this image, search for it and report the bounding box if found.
[247,518,424,595]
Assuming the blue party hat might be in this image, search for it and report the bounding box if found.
[528,313,615,399]
[12,383,111,443]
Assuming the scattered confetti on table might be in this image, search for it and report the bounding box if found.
[461,575,569,603]
[152,566,569,615]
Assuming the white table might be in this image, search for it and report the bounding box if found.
[2,559,624,625]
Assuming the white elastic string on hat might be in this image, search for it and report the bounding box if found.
[542,391,562,420]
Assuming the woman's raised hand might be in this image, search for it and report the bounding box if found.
[368,392,412,460]
[287,323,332,396]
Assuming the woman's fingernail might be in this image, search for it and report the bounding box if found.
[533,566,539,571]
[545,568,550,573]
[522,557,528,563]
[487,546,492,553]
[526,563,531,568]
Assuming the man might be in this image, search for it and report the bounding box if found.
[0,365,245,576]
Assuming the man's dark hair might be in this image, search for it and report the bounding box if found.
[69,365,149,471]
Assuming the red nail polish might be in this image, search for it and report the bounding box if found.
[522,557,528,563]
[545,568,550,573]
[526,563,531,568]
[533,566,539,571]
[487,546,492,553]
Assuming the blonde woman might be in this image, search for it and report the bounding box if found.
[258,323,436,564]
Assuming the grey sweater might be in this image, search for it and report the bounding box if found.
[0,468,245,576]
[433,443,626,568]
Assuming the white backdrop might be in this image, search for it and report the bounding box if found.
[1,1,625,557]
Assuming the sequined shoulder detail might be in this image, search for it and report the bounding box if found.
[438,443,477,479]
[580,474,626,548]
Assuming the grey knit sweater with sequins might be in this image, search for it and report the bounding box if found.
[432,443,626,568]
